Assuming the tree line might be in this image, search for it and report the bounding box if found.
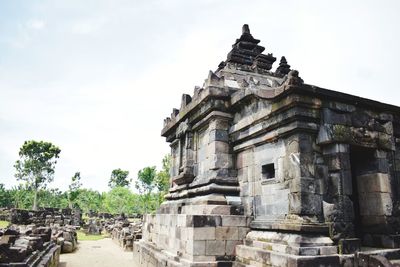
[0,140,170,215]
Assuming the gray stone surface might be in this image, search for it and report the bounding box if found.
[136,24,400,267]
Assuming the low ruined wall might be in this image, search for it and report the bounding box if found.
[0,227,61,267]
[109,220,142,251]
[10,208,82,227]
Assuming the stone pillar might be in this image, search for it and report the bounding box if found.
[287,134,324,220]
[358,150,398,248]
[321,143,357,246]
[134,112,248,267]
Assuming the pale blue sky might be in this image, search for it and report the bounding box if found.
[1,0,399,191]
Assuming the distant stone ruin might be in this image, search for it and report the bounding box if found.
[133,25,400,266]
[0,208,81,266]
[106,214,142,251]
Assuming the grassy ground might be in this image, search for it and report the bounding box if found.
[0,220,9,228]
[77,230,109,241]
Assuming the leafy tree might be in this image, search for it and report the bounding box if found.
[0,184,12,208]
[108,168,130,188]
[154,155,171,205]
[75,189,104,213]
[38,188,68,208]
[104,187,135,214]
[135,166,157,214]
[155,155,171,192]
[14,140,61,210]
[136,166,157,194]
[9,184,34,209]
[68,172,82,208]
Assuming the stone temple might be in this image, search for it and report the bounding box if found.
[134,25,400,266]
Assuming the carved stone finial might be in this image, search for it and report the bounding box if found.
[242,24,250,34]
[181,94,192,109]
[283,70,304,87]
[171,108,179,119]
[225,24,277,72]
[252,53,276,71]
[276,56,291,76]
[204,70,224,88]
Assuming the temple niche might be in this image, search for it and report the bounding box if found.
[133,25,400,266]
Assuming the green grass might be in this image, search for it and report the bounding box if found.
[0,220,9,228]
[77,230,109,241]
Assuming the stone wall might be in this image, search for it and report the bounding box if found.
[136,211,249,266]
[0,226,60,267]
[135,24,400,266]
[108,218,142,251]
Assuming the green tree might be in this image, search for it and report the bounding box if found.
[38,188,68,208]
[104,187,134,214]
[154,155,171,205]
[75,189,104,213]
[9,184,34,209]
[14,140,61,210]
[135,166,157,214]
[108,168,130,188]
[68,172,82,208]
[155,155,171,192]
[0,184,12,208]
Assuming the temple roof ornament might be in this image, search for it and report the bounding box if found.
[275,56,291,76]
[226,24,276,71]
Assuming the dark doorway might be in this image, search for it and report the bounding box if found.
[349,146,376,238]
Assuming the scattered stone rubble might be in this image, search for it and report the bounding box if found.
[107,215,142,251]
[0,208,82,266]
[0,225,60,267]
[134,24,400,267]
[0,209,10,222]
[10,208,81,228]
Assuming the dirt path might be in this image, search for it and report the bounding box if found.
[58,238,134,267]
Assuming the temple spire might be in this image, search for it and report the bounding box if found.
[224,24,276,71]
[242,24,250,34]
[275,56,291,76]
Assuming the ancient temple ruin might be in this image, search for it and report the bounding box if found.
[134,25,400,266]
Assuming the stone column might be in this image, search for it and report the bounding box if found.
[322,143,355,241]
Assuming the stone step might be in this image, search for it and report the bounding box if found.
[236,244,340,267]
[357,248,400,267]
[390,259,400,264]
[247,238,337,256]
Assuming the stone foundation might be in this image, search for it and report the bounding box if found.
[134,197,250,267]
[234,231,339,267]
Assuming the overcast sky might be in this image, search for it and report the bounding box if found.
[1,0,399,192]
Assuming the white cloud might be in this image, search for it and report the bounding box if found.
[26,19,46,30]
[70,18,108,35]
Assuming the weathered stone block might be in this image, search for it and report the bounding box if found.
[359,192,393,216]
[222,216,248,227]
[357,173,391,193]
[215,227,239,240]
[322,143,349,155]
[193,227,216,240]
[289,192,322,215]
[209,153,233,170]
[226,240,242,255]
[338,238,360,254]
[193,240,206,256]
[208,141,230,154]
[190,215,222,227]
[206,240,226,256]
[209,129,229,142]
[289,177,316,194]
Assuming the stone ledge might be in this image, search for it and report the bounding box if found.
[250,220,329,233]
